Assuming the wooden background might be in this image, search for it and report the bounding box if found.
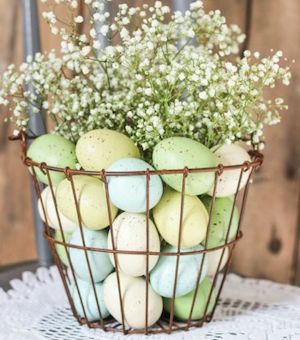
[0,0,299,284]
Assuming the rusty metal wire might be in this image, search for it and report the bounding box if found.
[11,131,263,335]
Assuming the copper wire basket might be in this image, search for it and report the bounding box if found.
[11,132,263,335]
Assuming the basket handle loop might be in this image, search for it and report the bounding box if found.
[8,130,28,162]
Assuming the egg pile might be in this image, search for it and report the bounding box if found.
[29,128,251,328]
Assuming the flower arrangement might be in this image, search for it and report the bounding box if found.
[3,1,290,333]
[0,0,291,155]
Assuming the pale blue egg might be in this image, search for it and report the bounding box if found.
[69,228,113,283]
[150,244,208,298]
[107,158,163,213]
[71,277,110,321]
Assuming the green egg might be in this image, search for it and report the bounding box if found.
[56,175,118,230]
[54,230,72,266]
[27,134,77,185]
[163,278,216,321]
[76,129,140,171]
[153,137,217,196]
[201,196,239,248]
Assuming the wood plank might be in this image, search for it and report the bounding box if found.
[0,0,36,266]
[230,0,300,283]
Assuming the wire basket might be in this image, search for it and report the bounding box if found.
[10,132,263,335]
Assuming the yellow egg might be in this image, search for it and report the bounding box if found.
[76,129,140,171]
[153,188,208,248]
[56,175,118,230]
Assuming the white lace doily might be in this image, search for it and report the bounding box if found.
[0,266,300,340]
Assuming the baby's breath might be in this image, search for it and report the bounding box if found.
[0,0,292,153]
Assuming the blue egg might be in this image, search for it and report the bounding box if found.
[150,244,208,298]
[69,228,113,283]
[71,277,110,321]
[107,158,163,213]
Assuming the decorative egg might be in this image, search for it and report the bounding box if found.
[70,277,109,321]
[107,212,160,276]
[163,278,216,320]
[107,158,163,213]
[153,137,218,196]
[150,244,208,298]
[76,129,140,171]
[54,230,72,266]
[201,196,239,248]
[38,186,78,232]
[27,134,76,185]
[103,271,163,329]
[209,144,251,197]
[206,248,229,277]
[56,175,118,230]
[69,228,113,282]
[153,188,208,248]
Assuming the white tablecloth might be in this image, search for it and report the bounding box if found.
[0,266,300,340]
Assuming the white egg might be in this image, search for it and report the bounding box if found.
[209,144,251,197]
[37,186,78,232]
[206,248,229,277]
[108,212,160,277]
[103,271,163,329]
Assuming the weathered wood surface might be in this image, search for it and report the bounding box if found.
[0,0,299,284]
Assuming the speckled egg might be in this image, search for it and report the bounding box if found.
[202,196,239,248]
[150,244,208,298]
[27,134,76,185]
[54,230,72,266]
[153,137,218,196]
[209,144,251,197]
[103,271,163,329]
[38,186,78,232]
[206,248,229,277]
[69,228,114,282]
[153,188,208,248]
[163,278,216,320]
[107,212,160,276]
[56,175,118,230]
[107,158,163,213]
[76,129,140,171]
[71,277,109,321]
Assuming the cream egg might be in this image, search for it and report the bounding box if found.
[209,143,251,197]
[38,186,78,233]
[103,271,163,329]
[206,248,229,277]
[107,212,160,276]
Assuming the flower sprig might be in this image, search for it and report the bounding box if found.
[0,0,292,153]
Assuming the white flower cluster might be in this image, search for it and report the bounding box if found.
[0,0,292,153]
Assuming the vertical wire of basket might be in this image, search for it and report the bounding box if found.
[10,131,263,335]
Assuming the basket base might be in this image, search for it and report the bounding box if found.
[77,314,212,335]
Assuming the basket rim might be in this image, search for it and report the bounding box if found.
[47,230,242,255]
[9,131,264,177]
